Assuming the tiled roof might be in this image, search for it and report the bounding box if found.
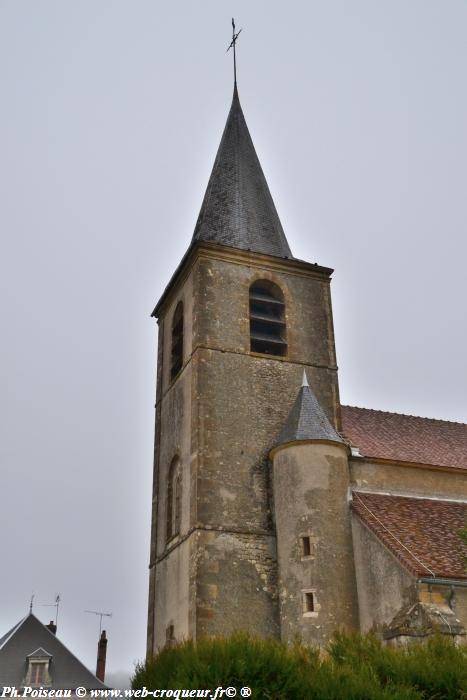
[276,372,343,447]
[352,491,467,579]
[192,85,293,259]
[341,405,467,471]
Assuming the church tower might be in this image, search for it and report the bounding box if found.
[147,79,346,654]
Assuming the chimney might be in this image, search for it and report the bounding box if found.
[46,621,57,635]
[96,630,107,683]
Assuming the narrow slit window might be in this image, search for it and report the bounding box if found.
[165,624,175,647]
[166,457,181,542]
[249,280,287,356]
[301,536,311,557]
[304,592,314,613]
[171,301,184,379]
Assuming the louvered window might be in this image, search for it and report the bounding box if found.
[249,281,287,356]
[171,302,184,379]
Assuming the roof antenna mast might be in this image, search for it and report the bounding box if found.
[226,17,242,86]
[29,593,35,614]
[85,609,112,637]
[41,594,61,626]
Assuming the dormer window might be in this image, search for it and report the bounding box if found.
[30,662,46,684]
[25,648,52,687]
[171,302,184,379]
[249,280,287,356]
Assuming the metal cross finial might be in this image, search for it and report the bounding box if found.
[226,17,242,86]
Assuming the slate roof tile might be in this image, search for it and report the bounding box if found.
[192,85,293,259]
[276,373,343,446]
[0,614,106,688]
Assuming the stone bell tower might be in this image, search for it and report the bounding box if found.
[147,80,344,655]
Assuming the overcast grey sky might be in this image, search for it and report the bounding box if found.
[1,0,466,680]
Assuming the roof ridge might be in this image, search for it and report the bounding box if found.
[352,490,467,506]
[0,615,28,651]
[342,404,467,427]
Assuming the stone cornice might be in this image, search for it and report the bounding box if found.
[152,241,333,319]
[350,455,467,475]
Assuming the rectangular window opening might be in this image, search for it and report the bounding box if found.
[301,536,311,557]
[30,663,45,684]
[304,592,314,613]
[166,624,175,647]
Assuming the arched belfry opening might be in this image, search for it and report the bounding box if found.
[170,302,184,379]
[249,280,287,357]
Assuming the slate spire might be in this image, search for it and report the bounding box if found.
[277,372,343,446]
[192,85,293,259]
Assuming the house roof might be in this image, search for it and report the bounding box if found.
[341,405,467,471]
[0,614,106,688]
[192,85,293,259]
[352,491,467,579]
[275,372,343,448]
[0,617,25,650]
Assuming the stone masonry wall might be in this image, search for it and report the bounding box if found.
[272,442,359,645]
[189,249,341,638]
[350,459,467,500]
[351,515,417,633]
[148,245,342,650]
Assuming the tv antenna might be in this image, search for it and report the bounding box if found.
[41,594,61,626]
[29,593,35,614]
[85,609,112,636]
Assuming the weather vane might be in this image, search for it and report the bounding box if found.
[226,18,242,85]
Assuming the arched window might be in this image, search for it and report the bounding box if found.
[171,302,184,379]
[249,280,287,356]
[166,457,181,542]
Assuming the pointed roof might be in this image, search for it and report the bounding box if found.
[192,85,293,259]
[276,371,343,447]
[27,647,53,658]
[0,613,106,688]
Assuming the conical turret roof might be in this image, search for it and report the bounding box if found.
[192,86,293,259]
[276,371,343,446]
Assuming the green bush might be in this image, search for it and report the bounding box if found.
[133,634,320,699]
[132,632,467,699]
[328,632,467,699]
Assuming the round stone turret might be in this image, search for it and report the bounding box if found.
[270,372,359,646]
